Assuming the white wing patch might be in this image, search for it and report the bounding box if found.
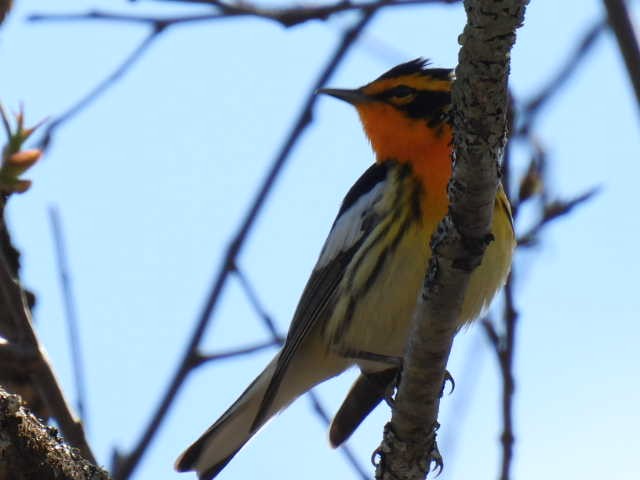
[316,181,386,269]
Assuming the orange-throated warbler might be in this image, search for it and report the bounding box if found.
[176,59,515,479]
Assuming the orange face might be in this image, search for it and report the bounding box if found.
[354,72,454,205]
[354,99,450,163]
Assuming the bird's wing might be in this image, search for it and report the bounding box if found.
[251,162,389,430]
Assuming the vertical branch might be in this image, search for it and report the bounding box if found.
[49,206,88,425]
[499,274,517,480]
[375,1,527,479]
[482,271,518,480]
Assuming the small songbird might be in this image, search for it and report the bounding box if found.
[175,59,515,479]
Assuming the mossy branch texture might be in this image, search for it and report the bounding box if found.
[375,1,528,479]
[0,388,110,480]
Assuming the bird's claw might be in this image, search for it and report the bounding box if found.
[383,366,403,407]
[428,422,443,476]
[440,370,455,397]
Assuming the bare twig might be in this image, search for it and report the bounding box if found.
[518,19,606,135]
[37,30,160,151]
[517,187,599,247]
[192,339,282,367]
[48,206,88,425]
[110,11,380,480]
[482,271,517,480]
[30,0,460,29]
[234,267,280,338]
[489,72,598,478]
[308,391,370,480]
[603,0,640,108]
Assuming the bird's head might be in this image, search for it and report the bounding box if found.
[318,59,453,163]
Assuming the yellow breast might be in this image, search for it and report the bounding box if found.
[325,181,515,361]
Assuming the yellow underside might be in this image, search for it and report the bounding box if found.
[325,187,515,361]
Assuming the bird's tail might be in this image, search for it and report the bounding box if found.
[329,368,398,447]
[175,344,347,479]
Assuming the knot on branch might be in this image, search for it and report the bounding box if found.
[374,422,442,480]
[429,215,494,273]
[374,423,429,480]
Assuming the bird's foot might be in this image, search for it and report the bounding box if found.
[428,422,443,476]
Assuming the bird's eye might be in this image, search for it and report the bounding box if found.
[387,86,415,98]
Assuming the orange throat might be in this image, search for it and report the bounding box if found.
[357,103,453,214]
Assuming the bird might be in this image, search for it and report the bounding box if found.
[175,58,515,479]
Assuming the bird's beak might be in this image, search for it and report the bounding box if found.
[317,88,369,105]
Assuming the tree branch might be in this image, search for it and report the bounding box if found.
[375,1,527,479]
[0,387,110,480]
[482,271,517,480]
[49,206,88,424]
[191,340,282,367]
[36,30,160,151]
[518,19,605,135]
[307,391,370,480]
[517,187,599,247]
[30,0,460,30]
[603,0,640,109]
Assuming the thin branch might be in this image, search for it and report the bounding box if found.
[110,11,379,480]
[37,30,160,151]
[30,0,460,29]
[48,206,88,425]
[518,19,606,135]
[603,0,640,109]
[191,339,282,367]
[234,267,280,338]
[308,391,370,480]
[375,1,528,479]
[482,270,518,480]
[517,187,599,247]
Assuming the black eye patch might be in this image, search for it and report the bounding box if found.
[404,90,451,123]
[380,85,415,99]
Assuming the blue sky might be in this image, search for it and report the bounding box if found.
[1,1,639,479]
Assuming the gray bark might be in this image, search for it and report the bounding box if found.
[375,1,528,479]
